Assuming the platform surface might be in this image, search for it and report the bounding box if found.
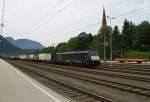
[0,59,71,102]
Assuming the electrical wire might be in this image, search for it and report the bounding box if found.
[52,22,99,41]
[61,22,99,35]
[37,0,63,25]
[29,0,76,33]
[115,4,150,18]
[109,0,125,9]
[54,4,150,37]
[28,0,150,42]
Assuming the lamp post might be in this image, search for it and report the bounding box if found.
[107,16,115,67]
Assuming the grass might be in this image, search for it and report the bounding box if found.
[125,51,150,60]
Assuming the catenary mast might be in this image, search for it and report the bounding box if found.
[1,0,5,35]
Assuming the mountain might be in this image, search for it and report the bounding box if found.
[0,35,22,54]
[6,37,44,50]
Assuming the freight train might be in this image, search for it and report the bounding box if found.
[9,51,101,66]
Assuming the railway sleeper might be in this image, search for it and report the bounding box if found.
[70,93,83,97]
[62,90,78,94]
[66,93,81,97]
[56,87,69,90]
[57,88,71,92]
[131,88,143,92]
[74,95,89,100]
[78,97,95,102]
[141,91,150,95]
[112,85,128,89]
[67,92,82,97]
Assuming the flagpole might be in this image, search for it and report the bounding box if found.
[102,6,107,62]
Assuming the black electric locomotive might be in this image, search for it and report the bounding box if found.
[53,51,100,66]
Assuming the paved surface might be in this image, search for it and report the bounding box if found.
[0,59,71,102]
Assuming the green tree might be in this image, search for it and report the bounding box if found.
[68,32,93,51]
[55,42,69,52]
[137,21,150,51]
[35,46,54,53]
[122,19,130,49]
[112,26,120,48]
[91,26,111,58]
[122,19,135,50]
[112,25,121,57]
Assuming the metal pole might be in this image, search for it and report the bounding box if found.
[107,16,115,67]
[104,32,106,62]
[0,26,2,35]
[1,0,5,35]
[121,48,123,59]
[110,19,112,67]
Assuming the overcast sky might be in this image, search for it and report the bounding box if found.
[1,0,150,47]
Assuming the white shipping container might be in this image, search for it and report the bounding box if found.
[26,55,30,60]
[19,55,26,60]
[29,55,34,59]
[33,54,39,60]
[45,54,51,61]
[39,54,45,61]
[39,53,51,61]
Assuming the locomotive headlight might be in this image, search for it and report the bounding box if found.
[91,56,100,61]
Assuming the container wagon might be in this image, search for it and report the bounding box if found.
[39,53,51,63]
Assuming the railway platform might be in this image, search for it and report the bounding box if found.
[0,59,71,102]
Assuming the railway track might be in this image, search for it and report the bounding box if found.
[99,67,150,76]
[100,65,150,71]
[8,60,150,98]
[101,63,150,69]
[8,60,113,102]
[98,63,150,76]
[24,60,150,83]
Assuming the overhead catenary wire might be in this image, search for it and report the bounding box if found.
[36,0,63,25]
[54,4,150,38]
[115,4,150,18]
[109,0,125,9]
[60,22,99,35]
[109,0,149,9]
[29,0,76,34]
[66,0,150,29]
[26,0,150,45]
[51,22,99,41]
[29,0,148,35]
[30,0,107,36]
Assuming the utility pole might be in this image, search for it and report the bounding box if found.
[1,0,6,35]
[121,48,123,59]
[107,16,115,67]
[104,32,106,62]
